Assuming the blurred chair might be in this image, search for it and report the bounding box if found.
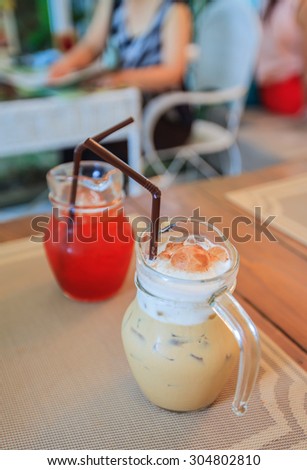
[142,0,261,187]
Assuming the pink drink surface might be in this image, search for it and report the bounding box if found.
[44,208,133,301]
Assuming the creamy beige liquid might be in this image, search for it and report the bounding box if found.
[122,299,239,412]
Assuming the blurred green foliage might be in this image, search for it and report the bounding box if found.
[15,0,51,53]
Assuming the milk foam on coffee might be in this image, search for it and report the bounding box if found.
[152,236,232,280]
[137,236,234,325]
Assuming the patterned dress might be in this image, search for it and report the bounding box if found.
[105,0,192,150]
[108,0,176,69]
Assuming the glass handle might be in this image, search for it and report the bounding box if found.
[209,291,261,416]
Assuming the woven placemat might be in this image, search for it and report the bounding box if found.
[1,239,306,450]
[225,173,307,247]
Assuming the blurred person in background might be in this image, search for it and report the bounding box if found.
[50,0,190,92]
[49,0,192,155]
[256,0,307,115]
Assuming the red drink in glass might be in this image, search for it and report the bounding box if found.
[44,161,134,302]
[44,207,133,301]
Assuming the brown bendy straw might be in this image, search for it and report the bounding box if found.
[69,117,161,260]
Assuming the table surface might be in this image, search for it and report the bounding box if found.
[0,87,141,157]
[1,159,307,371]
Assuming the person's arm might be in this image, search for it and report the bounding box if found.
[49,0,114,79]
[98,3,192,92]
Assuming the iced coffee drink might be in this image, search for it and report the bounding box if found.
[122,228,242,411]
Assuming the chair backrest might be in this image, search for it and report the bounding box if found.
[188,0,261,91]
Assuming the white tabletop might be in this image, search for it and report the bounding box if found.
[0,87,143,195]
